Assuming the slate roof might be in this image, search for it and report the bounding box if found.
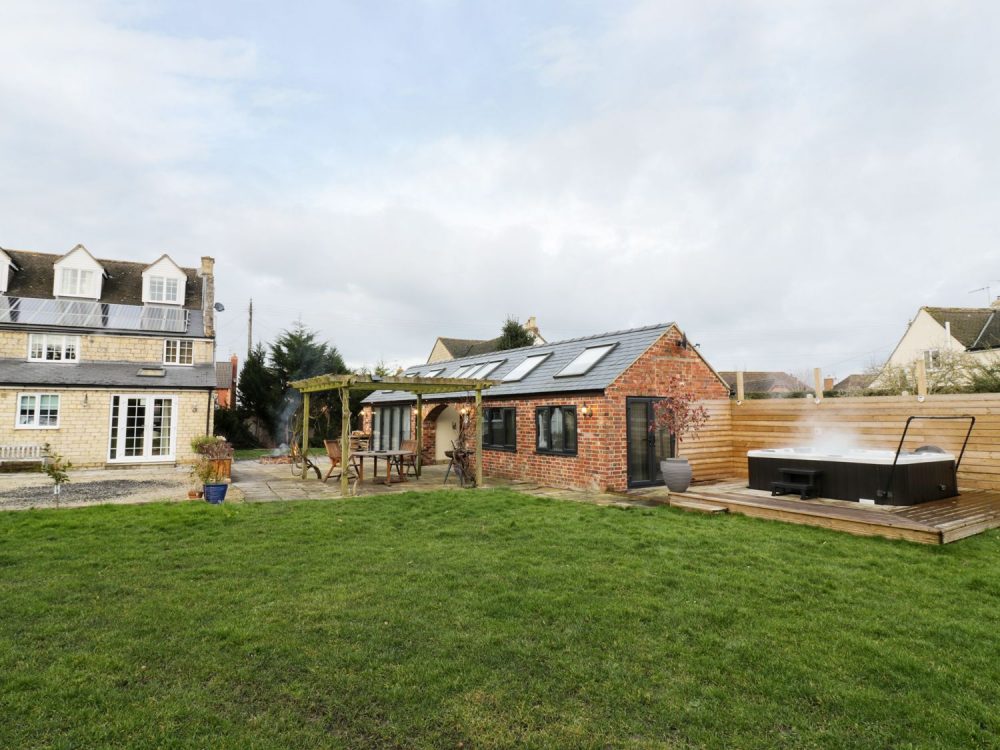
[215,362,233,389]
[365,323,677,404]
[3,249,204,309]
[717,371,810,393]
[0,359,217,389]
[435,337,502,360]
[923,306,1000,351]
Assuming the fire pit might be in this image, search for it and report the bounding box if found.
[747,415,975,506]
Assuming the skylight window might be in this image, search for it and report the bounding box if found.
[469,360,504,379]
[451,364,476,378]
[426,368,445,377]
[502,353,551,382]
[555,344,617,377]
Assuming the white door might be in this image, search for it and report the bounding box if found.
[435,405,460,461]
[108,395,177,462]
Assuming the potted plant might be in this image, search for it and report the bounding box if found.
[194,456,228,504]
[652,375,710,493]
[192,435,234,481]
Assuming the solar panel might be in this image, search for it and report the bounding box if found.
[502,353,551,382]
[0,296,189,333]
[556,344,617,377]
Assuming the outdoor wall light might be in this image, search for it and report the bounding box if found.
[580,404,592,417]
[460,407,469,416]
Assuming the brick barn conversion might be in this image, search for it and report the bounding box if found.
[362,323,729,492]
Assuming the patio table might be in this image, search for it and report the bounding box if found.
[350,450,417,486]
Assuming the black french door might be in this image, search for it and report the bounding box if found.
[626,397,674,488]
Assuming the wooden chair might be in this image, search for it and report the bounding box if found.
[323,439,359,490]
[399,439,419,477]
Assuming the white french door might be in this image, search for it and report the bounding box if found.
[108,395,178,462]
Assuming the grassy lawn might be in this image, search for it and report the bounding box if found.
[233,447,324,460]
[2,491,999,749]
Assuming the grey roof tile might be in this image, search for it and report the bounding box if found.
[0,359,217,389]
[364,323,674,405]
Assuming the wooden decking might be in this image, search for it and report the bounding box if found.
[672,480,1000,544]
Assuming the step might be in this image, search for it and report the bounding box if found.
[669,498,729,514]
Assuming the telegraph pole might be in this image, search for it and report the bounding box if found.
[247,298,253,358]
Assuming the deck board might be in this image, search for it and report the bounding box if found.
[673,482,1000,544]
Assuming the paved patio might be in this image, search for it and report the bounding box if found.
[0,458,671,512]
[232,458,666,510]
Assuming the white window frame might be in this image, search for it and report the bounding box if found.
[148,275,180,304]
[163,339,194,365]
[58,267,96,298]
[28,334,81,363]
[15,392,61,429]
[107,394,178,463]
[923,349,942,371]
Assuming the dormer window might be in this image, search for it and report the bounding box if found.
[148,276,179,303]
[142,255,187,306]
[59,268,95,297]
[53,244,105,299]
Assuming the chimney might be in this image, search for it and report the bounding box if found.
[525,315,540,342]
[823,376,834,392]
[992,296,1000,310]
[199,256,215,338]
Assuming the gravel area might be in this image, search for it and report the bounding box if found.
[1,479,174,505]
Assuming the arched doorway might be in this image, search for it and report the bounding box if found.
[434,405,460,461]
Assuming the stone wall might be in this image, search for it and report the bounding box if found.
[0,388,213,467]
[0,330,213,364]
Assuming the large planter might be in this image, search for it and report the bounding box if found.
[660,458,693,493]
[204,483,228,504]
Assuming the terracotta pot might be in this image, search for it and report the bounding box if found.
[660,458,693,493]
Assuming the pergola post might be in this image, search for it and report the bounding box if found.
[301,391,310,480]
[415,394,423,477]
[340,386,351,496]
[475,387,483,487]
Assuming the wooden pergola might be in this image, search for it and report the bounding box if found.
[289,373,499,495]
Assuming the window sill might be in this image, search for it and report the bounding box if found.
[484,445,516,453]
[15,424,60,430]
[535,449,578,457]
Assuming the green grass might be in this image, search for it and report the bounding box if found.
[233,447,323,460]
[1,491,999,749]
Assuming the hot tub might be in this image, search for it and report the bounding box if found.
[747,447,958,505]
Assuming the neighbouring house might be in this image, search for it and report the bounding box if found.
[215,354,237,409]
[0,244,218,466]
[832,373,874,393]
[880,301,1000,377]
[717,371,810,395]
[426,315,547,363]
[362,323,729,492]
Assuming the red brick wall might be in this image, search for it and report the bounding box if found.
[360,327,729,492]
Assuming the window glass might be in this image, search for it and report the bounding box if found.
[17,394,59,428]
[149,276,180,303]
[556,344,617,377]
[60,268,94,296]
[28,334,80,362]
[535,406,577,455]
[164,339,193,365]
[502,354,550,382]
[482,407,516,450]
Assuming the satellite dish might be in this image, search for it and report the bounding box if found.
[213,302,225,312]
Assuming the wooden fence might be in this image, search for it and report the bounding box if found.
[681,399,734,483]
[725,393,1000,491]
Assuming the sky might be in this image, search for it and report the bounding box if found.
[1,0,998,381]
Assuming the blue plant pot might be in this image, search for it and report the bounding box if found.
[204,483,228,504]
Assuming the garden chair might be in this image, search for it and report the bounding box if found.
[399,439,419,477]
[323,439,359,491]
